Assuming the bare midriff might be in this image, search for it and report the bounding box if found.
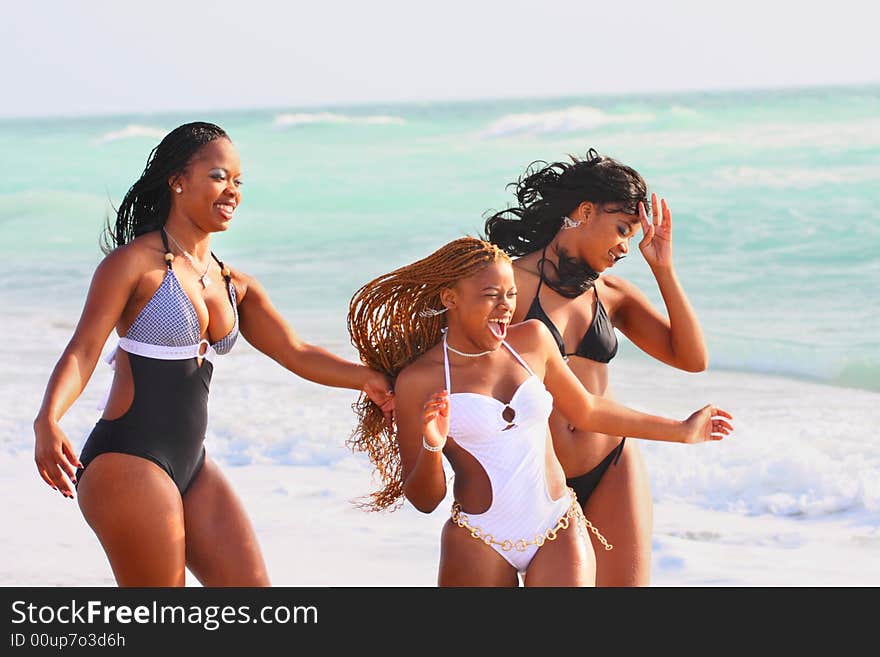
[549,356,622,479]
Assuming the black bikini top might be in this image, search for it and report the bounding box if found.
[523,254,619,364]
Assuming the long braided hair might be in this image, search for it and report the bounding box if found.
[483,148,648,257]
[347,236,511,511]
[101,122,230,253]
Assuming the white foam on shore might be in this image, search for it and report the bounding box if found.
[96,124,167,144]
[608,358,880,521]
[480,106,653,138]
[711,165,880,189]
[273,112,405,127]
[4,454,877,586]
[7,311,879,585]
[6,313,879,525]
[607,117,880,151]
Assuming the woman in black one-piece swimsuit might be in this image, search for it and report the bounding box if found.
[33,122,395,586]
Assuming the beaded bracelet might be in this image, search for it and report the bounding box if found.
[422,435,445,452]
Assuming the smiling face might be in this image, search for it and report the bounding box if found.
[571,202,642,272]
[171,138,242,233]
[441,259,517,351]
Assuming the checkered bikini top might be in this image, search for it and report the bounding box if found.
[124,230,239,355]
[97,231,239,412]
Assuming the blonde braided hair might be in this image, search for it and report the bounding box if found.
[347,237,511,511]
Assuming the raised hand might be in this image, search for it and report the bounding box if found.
[638,192,674,270]
[362,371,396,430]
[422,389,450,451]
[681,405,734,444]
[34,420,82,498]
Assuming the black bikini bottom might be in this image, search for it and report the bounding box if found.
[566,437,626,506]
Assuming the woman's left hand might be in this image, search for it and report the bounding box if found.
[638,192,674,270]
[680,405,734,444]
[362,371,395,429]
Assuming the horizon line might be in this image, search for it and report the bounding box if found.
[2,79,877,123]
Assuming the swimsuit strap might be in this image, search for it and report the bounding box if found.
[442,331,535,385]
[211,252,235,308]
[441,332,453,392]
[501,341,536,377]
[211,251,229,279]
[535,246,549,295]
[160,229,174,270]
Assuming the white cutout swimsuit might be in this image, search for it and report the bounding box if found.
[443,334,575,573]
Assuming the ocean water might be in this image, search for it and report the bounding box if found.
[2,85,878,527]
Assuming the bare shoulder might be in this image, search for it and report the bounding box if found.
[508,317,547,342]
[93,236,157,284]
[597,274,642,310]
[224,265,260,303]
[512,251,540,274]
[511,253,541,284]
[598,274,639,295]
[505,318,554,361]
[510,254,541,320]
[395,348,445,400]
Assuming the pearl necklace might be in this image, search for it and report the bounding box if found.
[443,332,493,358]
[164,229,212,288]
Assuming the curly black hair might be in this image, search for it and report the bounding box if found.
[483,148,648,257]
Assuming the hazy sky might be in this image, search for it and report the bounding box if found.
[3,0,876,118]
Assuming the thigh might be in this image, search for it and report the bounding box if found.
[437,520,519,587]
[523,516,595,587]
[583,440,653,587]
[182,456,270,587]
[77,453,186,587]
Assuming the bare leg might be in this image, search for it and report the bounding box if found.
[582,440,653,587]
[437,520,519,587]
[182,456,270,587]
[77,453,186,586]
[523,516,595,587]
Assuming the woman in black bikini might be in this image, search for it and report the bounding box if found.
[484,149,708,586]
[32,122,395,586]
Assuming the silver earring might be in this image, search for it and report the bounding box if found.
[561,215,581,230]
[418,306,448,318]
[175,187,182,193]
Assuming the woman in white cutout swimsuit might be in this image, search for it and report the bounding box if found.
[347,236,733,586]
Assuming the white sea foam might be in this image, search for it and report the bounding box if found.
[480,106,654,138]
[609,117,880,151]
[9,316,879,586]
[96,124,167,144]
[710,165,880,189]
[8,310,877,527]
[273,112,405,127]
[669,105,700,118]
[613,360,880,521]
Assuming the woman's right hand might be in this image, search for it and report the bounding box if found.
[422,389,450,451]
[33,418,82,498]
[680,405,734,444]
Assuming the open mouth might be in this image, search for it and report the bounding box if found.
[215,201,237,220]
[488,318,508,340]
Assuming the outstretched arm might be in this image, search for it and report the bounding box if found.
[34,248,141,497]
[534,321,731,443]
[611,194,708,372]
[236,271,394,423]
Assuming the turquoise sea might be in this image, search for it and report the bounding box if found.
[3,84,877,391]
[2,85,879,522]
